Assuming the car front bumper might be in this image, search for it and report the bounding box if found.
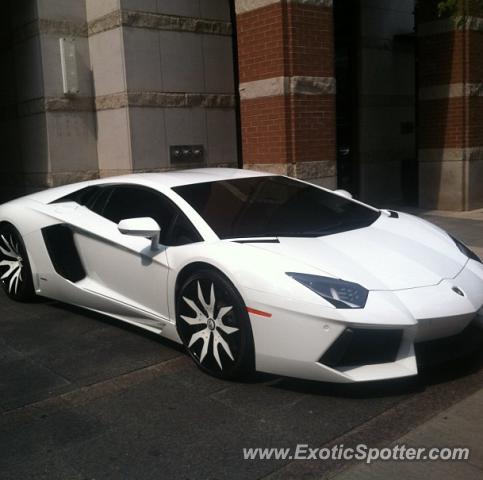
[245,260,483,383]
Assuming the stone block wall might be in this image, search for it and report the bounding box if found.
[0,0,238,201]
[87,0,238,177]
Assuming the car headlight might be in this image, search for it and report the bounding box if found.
[451,236,481,263]
[286,272,368,309]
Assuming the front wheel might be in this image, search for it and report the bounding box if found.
[0,224,36,302]
[176,269,255,379]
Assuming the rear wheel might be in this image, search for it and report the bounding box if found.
[176,269,255,379]
[0,224,35,302]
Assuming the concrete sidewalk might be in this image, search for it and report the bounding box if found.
[329,388,483,480]
[409,207,483,259]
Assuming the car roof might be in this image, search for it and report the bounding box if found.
[97,168,273,189]
[23,168,274,205]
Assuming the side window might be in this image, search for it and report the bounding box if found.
[102,186,175,226]
[166,213,203,246]
[83,184,202,246]
[50,186,100,205]
[89,187,115,216]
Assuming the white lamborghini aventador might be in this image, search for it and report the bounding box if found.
[1,168,482,382]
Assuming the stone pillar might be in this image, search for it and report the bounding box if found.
[235,0,336,187]
[87,0,238,178]
[418,0,483,210]
[1,0,98,201]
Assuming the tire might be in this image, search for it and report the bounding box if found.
[0,224,36,302]
[176,268,255,379]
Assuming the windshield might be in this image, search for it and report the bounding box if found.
[172,176,380,239]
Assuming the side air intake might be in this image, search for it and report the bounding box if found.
[41,225,86,282]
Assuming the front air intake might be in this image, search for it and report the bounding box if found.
[319,328,403,368]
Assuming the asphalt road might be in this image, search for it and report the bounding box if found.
[1,213,483,480]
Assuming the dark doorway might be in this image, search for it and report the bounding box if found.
[334,0,359,195]
[229,0,244,170]
[397,30,418,207]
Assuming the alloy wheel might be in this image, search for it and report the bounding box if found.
[177,270,254,379]
[0,225,35,302]
[181,281,239,370]
[0,234,24,295]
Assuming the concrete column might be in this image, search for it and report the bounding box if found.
[418,0,483,210]
[0,0,97,201]
[1,0,240,203]
[87,0,238,177]
[235,0,336,187]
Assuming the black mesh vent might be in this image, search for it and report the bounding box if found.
[320,328,403,368]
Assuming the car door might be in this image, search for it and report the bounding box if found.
[69,185,178,328]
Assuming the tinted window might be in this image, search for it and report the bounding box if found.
[166,213,203,246]
[50,186,100,206]
[173,176,380,239]
[103,185,175,229]
[90,187,114,216]
[100,185,201,246]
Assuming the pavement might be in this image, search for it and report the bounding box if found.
[329,388,483,480]
[414,207,483,259]
[0,208,482,480]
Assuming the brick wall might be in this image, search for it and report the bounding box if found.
[235,0,336,185]
[417,0,483,210]
[240,96,290,165]
[290,94,336,163]
[419,98,465,149]
[237,3,333,82]
[419,33,466,86]
[237,4,285,83]
[285,3,334,77]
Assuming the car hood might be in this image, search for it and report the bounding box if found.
[244,213,467,291]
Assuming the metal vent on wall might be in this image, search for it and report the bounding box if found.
[170,145,204,165]
[59,37,79,95]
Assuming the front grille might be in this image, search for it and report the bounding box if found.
[415,324,483,366]
[319,328,403,369]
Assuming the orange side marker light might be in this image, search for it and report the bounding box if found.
[246,307,272,318]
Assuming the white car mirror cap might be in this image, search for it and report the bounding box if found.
[333,189,353,200]
[118,217,161,250]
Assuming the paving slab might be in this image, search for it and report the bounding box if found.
[330,389,483,480]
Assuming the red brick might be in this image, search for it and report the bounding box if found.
[236,3,334,83]
[236,3,336,168]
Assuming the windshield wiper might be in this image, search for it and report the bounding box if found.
[226,236,280,243]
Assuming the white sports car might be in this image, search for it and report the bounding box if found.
[1,168,482,382]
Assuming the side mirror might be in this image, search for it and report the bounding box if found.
[333,189,353,200]
[118,217,161,250]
